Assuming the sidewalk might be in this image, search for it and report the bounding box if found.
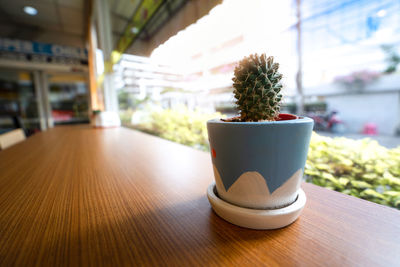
[317,132,400,149]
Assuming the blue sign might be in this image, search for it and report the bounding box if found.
[0,38,87,60]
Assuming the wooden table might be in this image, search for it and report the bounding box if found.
[1,126,399,266]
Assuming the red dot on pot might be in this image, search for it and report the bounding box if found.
[212,148,216,158]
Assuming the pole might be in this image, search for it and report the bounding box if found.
[96,0,118,113]
[296,0,304,115]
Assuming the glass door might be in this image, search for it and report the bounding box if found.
[0,69,41,135]
[47,73,90,125]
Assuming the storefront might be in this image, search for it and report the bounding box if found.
[0,38,90,135]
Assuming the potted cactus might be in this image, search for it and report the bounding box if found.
[206,54,313,229]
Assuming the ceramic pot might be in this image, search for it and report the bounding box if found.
[207,116,313,209]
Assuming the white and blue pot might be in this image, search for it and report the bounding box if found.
[207,116,313,210]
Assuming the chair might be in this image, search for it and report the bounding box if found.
[0,128,26,150]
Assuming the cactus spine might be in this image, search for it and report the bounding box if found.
[232,53,283,121]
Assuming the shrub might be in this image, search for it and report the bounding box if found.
[119,109,134,124]
[128,107,223,151]
[334,70,380,89]
[124,108,400,209]
[306,133,400,209]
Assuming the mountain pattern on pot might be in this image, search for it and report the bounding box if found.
[213,164,303,209]
[207,118,313,193]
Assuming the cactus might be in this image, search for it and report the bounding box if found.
[232,53,283,121]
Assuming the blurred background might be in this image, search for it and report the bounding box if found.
[1,0,400,207]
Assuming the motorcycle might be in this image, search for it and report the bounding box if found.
[308,110,346,133]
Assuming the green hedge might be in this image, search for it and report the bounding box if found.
[127,107,223,151]
[124,108,400,209]
[306,133,400,209]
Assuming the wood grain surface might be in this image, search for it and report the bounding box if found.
[0,125,399,266]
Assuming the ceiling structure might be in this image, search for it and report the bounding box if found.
[0,0,88,47]
[116,0,222,56]
[109,0,222,56]
[0,0,221,56]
